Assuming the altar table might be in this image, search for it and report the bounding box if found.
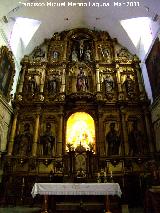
[31,183,122,213]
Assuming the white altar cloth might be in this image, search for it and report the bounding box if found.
[31,183,122,198]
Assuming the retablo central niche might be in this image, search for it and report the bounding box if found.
[66,112,95,152]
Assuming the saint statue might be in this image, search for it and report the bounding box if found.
[47,74,57,94]
[28,75,38,93]
[52,51,59,60]
[104,74,114,93]
[76,67,88,92]
[15,123,32,156]
[84,46,91,61]
[106,123,120,156]
[123,75,135,96]
[71,47,78,62]
[40,123,55,156]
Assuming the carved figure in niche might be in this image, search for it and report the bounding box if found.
[79,39,85,58]
[102,48,109,58]
[123,75,135,97]
[40,123,55,156]
[76,67,88,92]
[33,47,45,59]
[84,46,91,61]
[104,74,114,93]
[99,45,109,59]
[128,121,144,156]
[73,38,89,60]
[15,123,32,156]
[71,47,78,62]
[28,75,38,93]
[106,123,120,156]
[52,51,59,60]
[47,74,57,94]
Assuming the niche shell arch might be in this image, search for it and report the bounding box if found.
[66,112,95,151]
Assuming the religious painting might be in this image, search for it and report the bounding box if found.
[105,120,121,156]
[0,46,15,101]
[146,37,160,100]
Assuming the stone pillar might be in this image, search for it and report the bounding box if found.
[120,106,128,155]
[57,113,63,156]
[32,112,40,156]
[96,64,100,92]
[8,109,18,155]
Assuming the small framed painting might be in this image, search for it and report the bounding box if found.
[0,46,15,101]
[145,37,160,100]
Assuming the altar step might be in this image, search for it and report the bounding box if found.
[56,201,104,211]
[54,201,121,213]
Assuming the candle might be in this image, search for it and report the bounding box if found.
[111,171,112,176]
[104,172,106,177]
[98,173,100,177]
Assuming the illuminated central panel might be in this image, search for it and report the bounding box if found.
[66,112,95,151]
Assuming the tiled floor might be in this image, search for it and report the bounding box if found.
[0,207,40,213]
[0,206,144,213]
[129,208,143,213]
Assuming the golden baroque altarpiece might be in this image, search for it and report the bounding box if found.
[4,28,156,204]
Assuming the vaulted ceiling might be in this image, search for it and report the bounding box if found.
[0,0,160,62]
[0,0,160,100]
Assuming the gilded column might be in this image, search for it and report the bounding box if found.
[57,113,63,156]
[60,65,66,92]
[32,111,40,156]
[96,64,100,92]
[120,106,128,155]
[17,65,26,93]
[63,41,67,60]
[94,40,99,61]
[40,65,46,93]
[8,109,18,155]
[116,65,122,93]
